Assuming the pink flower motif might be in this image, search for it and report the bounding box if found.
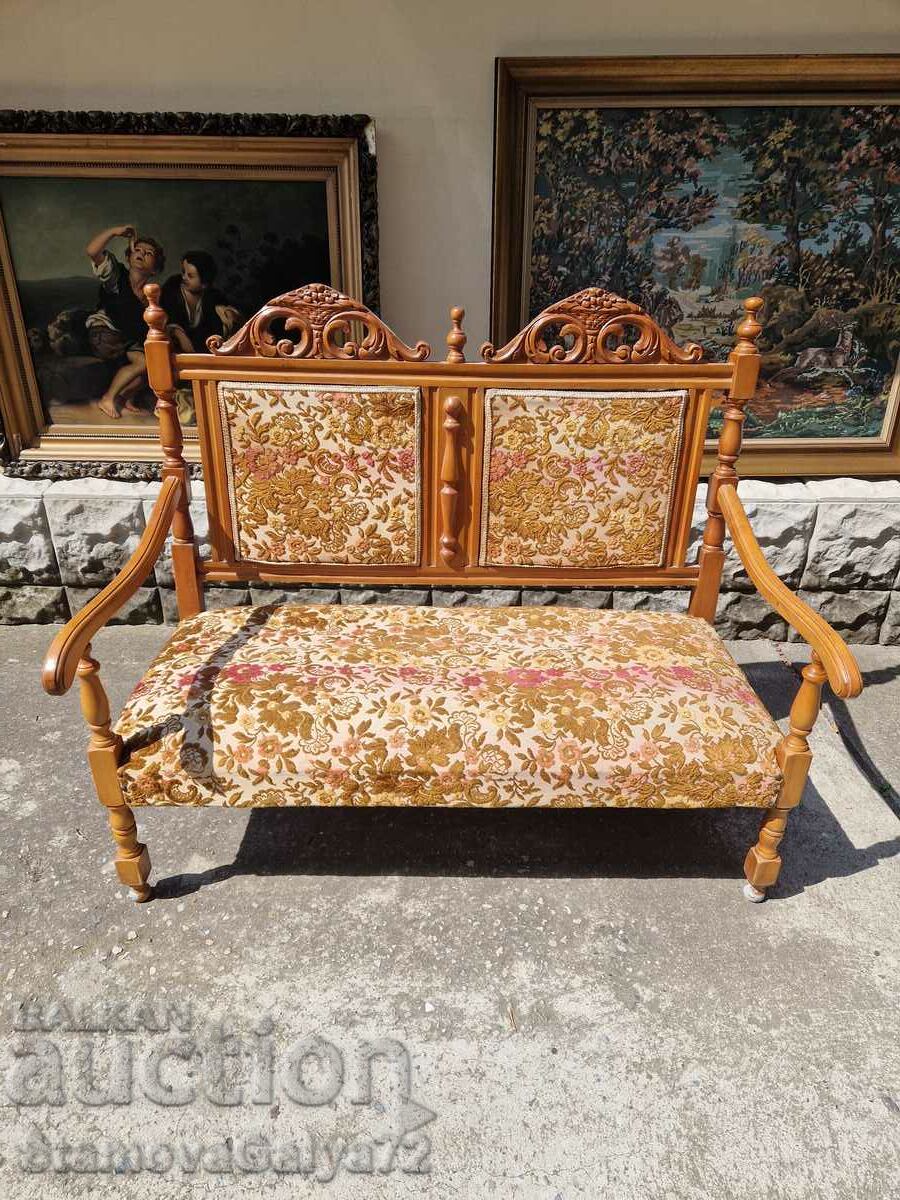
[459,673,485,687]
[669,665,704,687]
[222,663,266,684]
[624,452,649,481]
[613,666,639,680]
[558,740,583,765]
[506,667,548,686]
[394,446,416,475]
[489,452,512,482]
[397,666,423,680]
[239,447,280,482]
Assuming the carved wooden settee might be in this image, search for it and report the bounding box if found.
[42,283,863,903]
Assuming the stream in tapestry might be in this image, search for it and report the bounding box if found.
[529,105,900,441]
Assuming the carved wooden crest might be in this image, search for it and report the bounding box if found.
[480,286,703,365]
[208,283,431,361]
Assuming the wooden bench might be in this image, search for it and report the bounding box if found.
[42,283,863,903]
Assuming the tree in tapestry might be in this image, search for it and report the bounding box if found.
[530,105,900,440]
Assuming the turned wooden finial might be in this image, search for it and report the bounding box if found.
[143,282,168,341]
[734,296,764,354]
[445,306,466,363]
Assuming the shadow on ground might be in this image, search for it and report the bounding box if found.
[151,779,900,905]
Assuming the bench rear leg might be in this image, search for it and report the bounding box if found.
[742,654,825,903]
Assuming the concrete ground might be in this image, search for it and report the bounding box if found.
[1,623,899,1198]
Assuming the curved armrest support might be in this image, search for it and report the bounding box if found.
[718,483,862,699]
[42,476,183,696]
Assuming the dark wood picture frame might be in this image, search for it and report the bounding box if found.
[490,55,900,476]
[0,109,378,479]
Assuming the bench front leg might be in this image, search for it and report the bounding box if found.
[743,652,826,901]
[78,648,153,903]
[716,482,863,903]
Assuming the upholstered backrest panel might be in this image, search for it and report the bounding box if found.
[216,381,421,566]
[479,388,688,569]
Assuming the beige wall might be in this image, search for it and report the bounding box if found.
[1,0,898,351]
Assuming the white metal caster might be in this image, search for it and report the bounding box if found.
[743,881,766,903]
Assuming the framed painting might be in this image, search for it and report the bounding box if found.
[0,110,378,474]
[490,56,900,475]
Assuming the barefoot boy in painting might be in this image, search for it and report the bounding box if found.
[85,224,165,418]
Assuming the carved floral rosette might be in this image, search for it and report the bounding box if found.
[480,287,703,365]
[208,283,431,361]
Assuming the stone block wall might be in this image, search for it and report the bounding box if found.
[1,474,899,643]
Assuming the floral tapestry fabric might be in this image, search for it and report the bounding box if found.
[115,604,782,810]
[479,389,688,569]
[217,382,421,565]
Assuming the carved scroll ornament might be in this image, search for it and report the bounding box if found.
[208,283,431,361]
[480,286,703,365]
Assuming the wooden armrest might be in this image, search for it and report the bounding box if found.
[42,476,183,696]
[718,483,862,699]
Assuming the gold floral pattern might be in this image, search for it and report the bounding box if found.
[217,382,421,565]
[115,604,782,810]
[479,389,687,568]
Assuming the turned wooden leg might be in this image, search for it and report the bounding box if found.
[107,804,153,903]
[743,652,826,902]
[78,647,153,902]
[744,807,790,900]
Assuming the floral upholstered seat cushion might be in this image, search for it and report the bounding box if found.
[480,388,688,569]
[217,382,421,566]
[115,605,783,810]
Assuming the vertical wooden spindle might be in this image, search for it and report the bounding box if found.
[689,296,763,622]
[143,283,203,620]
[440,394,464,565]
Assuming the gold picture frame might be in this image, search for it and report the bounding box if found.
[490,55,900,476]
[0,111,376,469]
